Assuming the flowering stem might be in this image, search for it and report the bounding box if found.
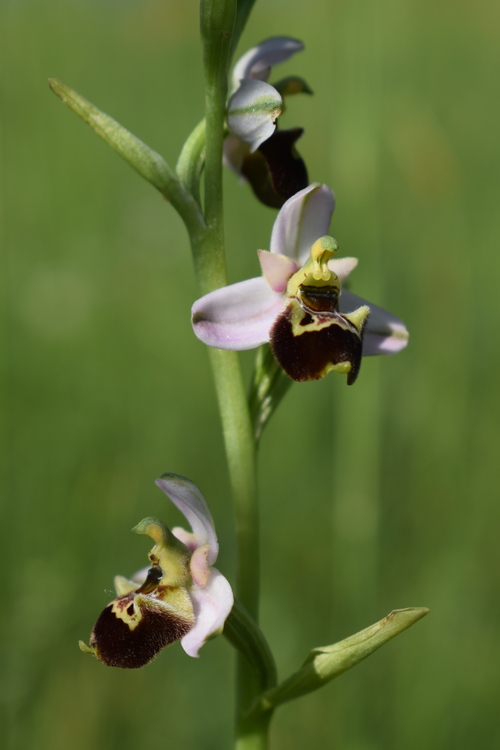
[198,0,262,614]
[199,0,235,292]
[236,713,273,750]
[203,342,265,747]
[197,1,269,748]
[207,348,260,617]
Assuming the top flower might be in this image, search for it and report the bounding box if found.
[227,36,305,152]
[192,184,409,384]
[80,474,233,668]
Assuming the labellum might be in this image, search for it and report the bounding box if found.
[86,563,195,669]
[269,237,370,384]
[240,128,309,208]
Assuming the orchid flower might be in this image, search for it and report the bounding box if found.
[192,184,409,385]
[225,37,311,207]
[80,474,233,668]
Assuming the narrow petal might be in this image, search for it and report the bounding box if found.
[340,290,409,355]
[270,184,335,263]
[155,474,218,564]
[231,36,304,88]
[181,569,234,658]
[189,544,211,588]
[227,79,282,152]
[191,277,283,350]
[258,249,298,292]
[330,257,358,283]
[171,527,199,552]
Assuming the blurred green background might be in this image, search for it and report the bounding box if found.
[2,0,499,748]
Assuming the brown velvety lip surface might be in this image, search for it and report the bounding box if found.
[90,599,193,669]
[270,306,363,384]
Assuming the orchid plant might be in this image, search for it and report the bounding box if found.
[50,2,428,748]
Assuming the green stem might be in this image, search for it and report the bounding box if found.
[198,0,261,619]
[199,0,235,293]
[208,348,260,618]
[201,346,265,745]
[191,179,267,747]
[236,712,273,750]
[197,2,270,747]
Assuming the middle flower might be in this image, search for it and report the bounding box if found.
[191,184,409,385]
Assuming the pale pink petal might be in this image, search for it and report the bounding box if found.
[171,527,199,552]
[258,249,298,292]
[330,257,358,283]
[227,79,282,152]
[189,545,211,588]
[181,569,234,658]
[191,277,283,350]
[340,290,409,355]
[270,184,335,263]
[231,36,304,88]
[155,474,218,564]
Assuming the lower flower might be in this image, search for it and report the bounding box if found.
[79,474,234,668]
